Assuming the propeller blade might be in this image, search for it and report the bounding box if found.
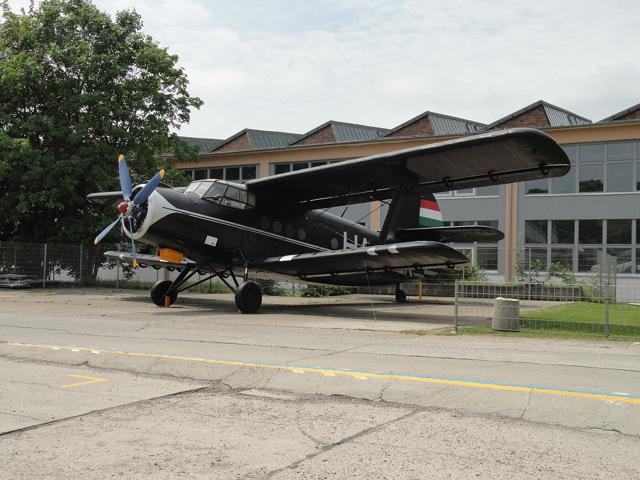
[133,169,165,205]
[94,217,120,245]
[118,154,133,201]
[127,217,138,269]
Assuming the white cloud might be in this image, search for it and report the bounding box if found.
[5,0,640,137]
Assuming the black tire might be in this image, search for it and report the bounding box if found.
[235,281,262,314]
[395,288,407,303]
[151,280,177,307]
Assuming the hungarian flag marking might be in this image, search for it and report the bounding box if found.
[419,199,443,227]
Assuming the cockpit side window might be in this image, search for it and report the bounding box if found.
[201,180,255,210]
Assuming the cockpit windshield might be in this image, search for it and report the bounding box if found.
[185,179,255,210]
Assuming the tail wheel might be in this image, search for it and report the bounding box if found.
[235,281,262,314]
[151,280,177,307]
[395,288,407,303]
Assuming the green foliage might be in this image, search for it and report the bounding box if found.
[301,285,353,297]
[545,262,576,286]
[0,0,202,243]
[252,278,285,296]
[461,263,487,282]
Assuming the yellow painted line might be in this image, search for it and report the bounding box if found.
[61,374,108,389]
[9,342,640,406]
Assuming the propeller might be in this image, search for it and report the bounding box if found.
[93,154,165,269]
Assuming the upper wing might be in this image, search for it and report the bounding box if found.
[254,241,468,279]
[246,128,569,209]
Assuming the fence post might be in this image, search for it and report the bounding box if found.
[604,286,610,338]
[42,243,47,288]
[79,242,83,284]
[454,281,459,333]
[116,244,120,289]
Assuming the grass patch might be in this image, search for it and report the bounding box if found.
[399,329,429,336]
[521,302,640,336]
[449,325,640,342]
[522,302,640,324]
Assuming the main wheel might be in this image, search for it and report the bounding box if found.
[235,281,262,314]
[395,288,407,303]
[150,280,177,307]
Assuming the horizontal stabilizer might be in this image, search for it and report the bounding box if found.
[396,226,504,243]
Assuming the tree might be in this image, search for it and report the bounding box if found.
[0,0,202,244]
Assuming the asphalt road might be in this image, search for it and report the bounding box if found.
[1,289,639,479]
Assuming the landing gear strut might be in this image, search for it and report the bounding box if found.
[395,285,407,303]
[149,263,263,313]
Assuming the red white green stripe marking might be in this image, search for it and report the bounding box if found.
[419,199,443,227]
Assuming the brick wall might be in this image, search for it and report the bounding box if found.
[386,116,434,137]
[617,108,640,121]
[295,125,337,146]
[215,134,252,153]
[490,105,550,129]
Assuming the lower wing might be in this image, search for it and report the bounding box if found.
[254,241,468,281]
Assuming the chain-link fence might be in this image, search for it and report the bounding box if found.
[0,241,178,289]
[2,241,640,338]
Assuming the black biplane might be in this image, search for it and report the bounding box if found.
[88,128,570,313]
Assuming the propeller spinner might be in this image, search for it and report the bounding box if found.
[93,154,164,268]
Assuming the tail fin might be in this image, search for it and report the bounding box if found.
[380,192,442,242]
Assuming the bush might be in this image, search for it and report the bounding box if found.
[301,285,353,297]
[252,278,285,296]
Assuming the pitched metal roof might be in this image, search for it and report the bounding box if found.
[211,129,302,152]
[384,111,485,137]
[598,101,640,122]
[485,100,591,129]
[178,136,224,153]
[289,120,388,145]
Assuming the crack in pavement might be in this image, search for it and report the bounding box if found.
[261,407,423,479]
[0,386,212,438]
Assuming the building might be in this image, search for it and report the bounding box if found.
[175,100,640,280]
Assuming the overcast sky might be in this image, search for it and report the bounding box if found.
[7,0,640,139]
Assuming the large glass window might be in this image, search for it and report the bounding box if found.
[274,164,291,175]
[525,220,547,243]
[523,247,548,269]
[477,246,498,270]
[607,219,631,244]
[551,220,574,244]
[225,167,240,181]
[551,247,573,269]
[551,168,575,193]
[477,220,499,229]
[578,220,603,244]
[209,168,224,179]
[525,179,548,195]
[608,142,634,161]
[578,247,601,272]
[194,169,208,180]
[580,144,605,162]
[606,248,633,273]
[562,145,577,162]
[579,163,604,192]
[241,165,257,180]
[607,162,633,192]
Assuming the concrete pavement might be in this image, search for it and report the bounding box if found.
[1,289,639,478]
